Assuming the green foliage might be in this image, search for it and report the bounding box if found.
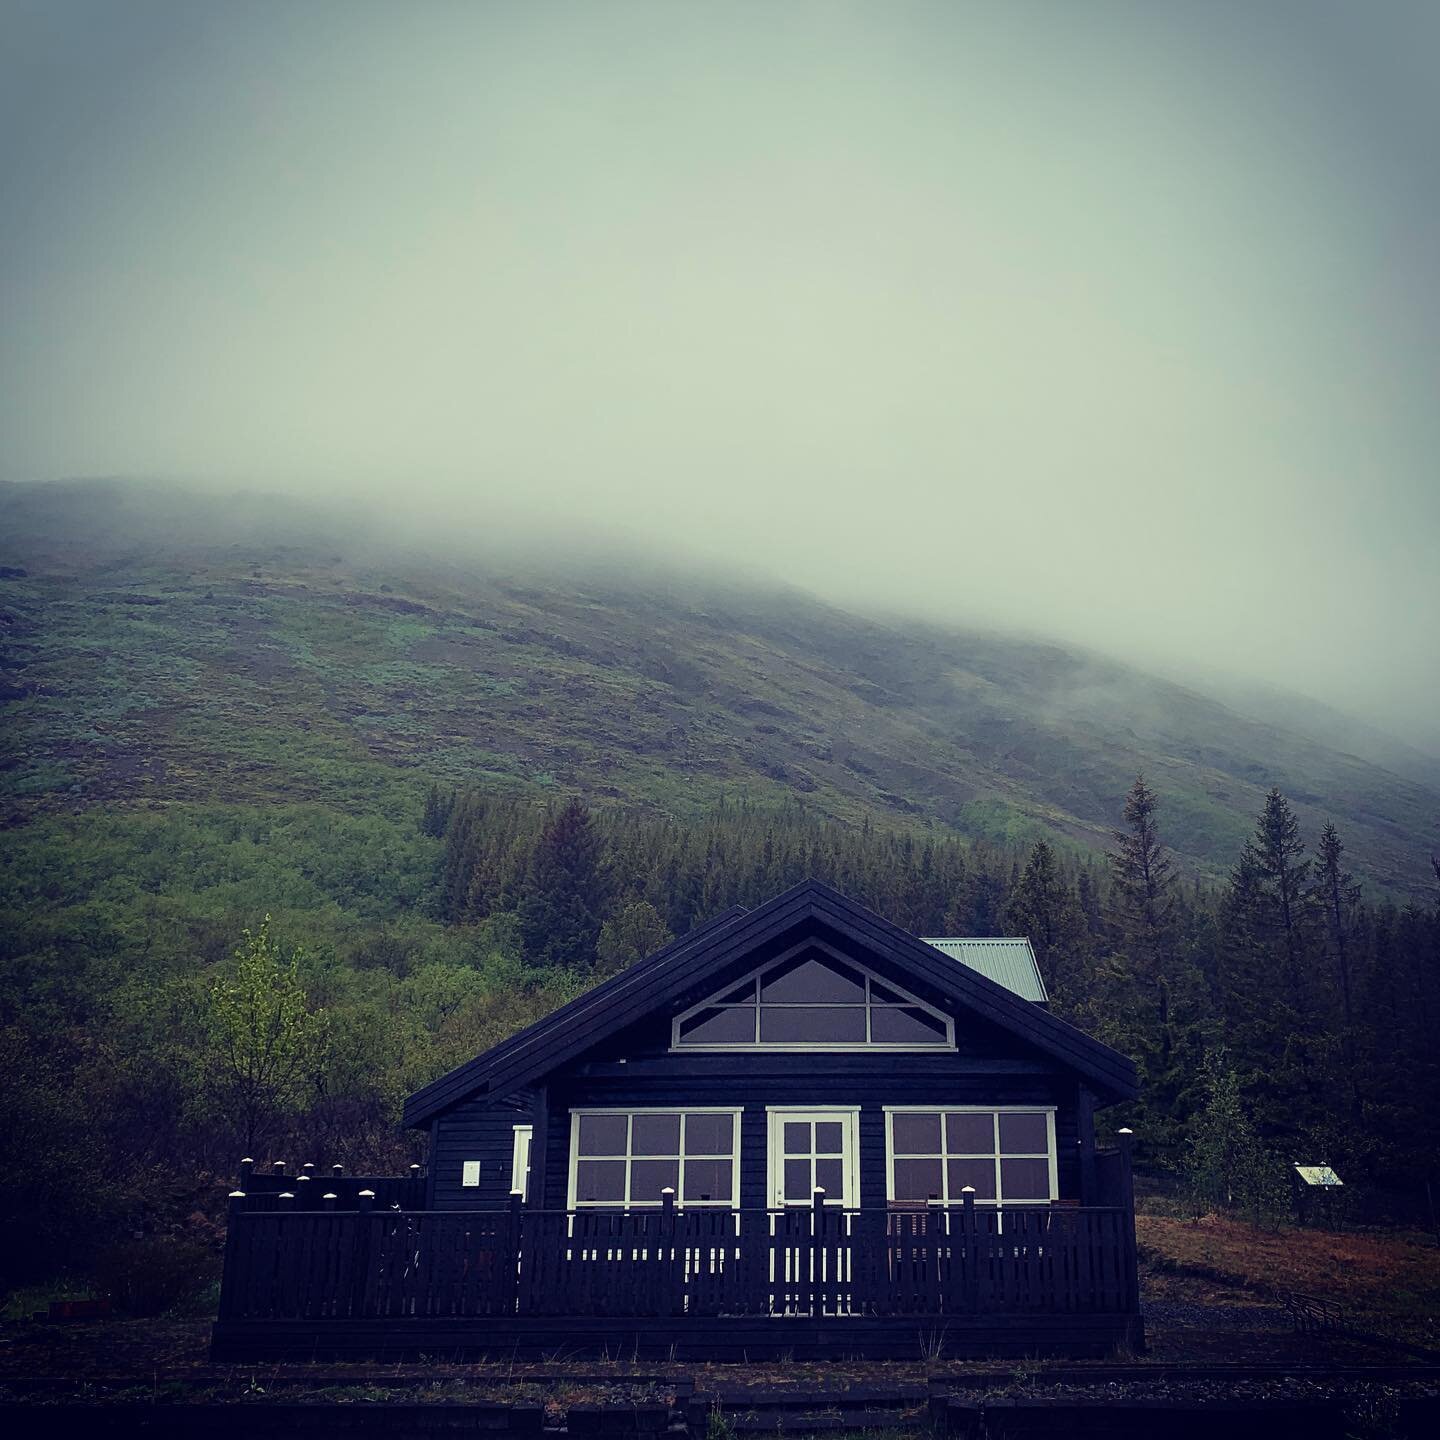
[597,900,674,975]
[204,917,328,1153]
[90,1237,220,1318]
[1180,1049,1287,1226]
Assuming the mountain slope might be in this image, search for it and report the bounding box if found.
[2,479,1436,895]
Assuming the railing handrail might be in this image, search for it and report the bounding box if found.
[230,1201,1133,1218]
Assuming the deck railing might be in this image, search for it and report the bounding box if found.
[218,1194,1138,1322]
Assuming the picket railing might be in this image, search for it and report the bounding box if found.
[218,1193,1138,1322]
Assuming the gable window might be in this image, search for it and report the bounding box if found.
[568,1109,740,1207]
[672,944,953,1050]
[886,1108,1056,1206]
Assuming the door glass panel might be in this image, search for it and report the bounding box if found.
[892,1112,942,1154]
[814,1121,844,1153]
[783,1158,812,1201]
[577,1114,628,1155]
[760,1006,867,1043]
[947,1157,996,1199]
[684,1113,733,1154]
[998,1112,1049,1154]
[783,1122,810,1154]
[815,1157,843,1197]
[683,1158,732,1203]
[629,1159,680,1201]
[575,1159,626,1202]
[946,1112,995,1153]
[1000,1157,1050,1199]
[892,1157,943,1202]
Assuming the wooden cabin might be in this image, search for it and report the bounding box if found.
[212,880,1141,1361]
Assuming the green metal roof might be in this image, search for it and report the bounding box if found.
[919,937,1048,1003]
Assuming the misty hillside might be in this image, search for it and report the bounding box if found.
[2,479,1436,896]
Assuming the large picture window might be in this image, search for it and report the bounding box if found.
[886,1108,1056,1206]
[672,945,953,1050]
[568,1109,740,1207]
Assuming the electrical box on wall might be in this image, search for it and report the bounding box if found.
[462,1160,481,1188]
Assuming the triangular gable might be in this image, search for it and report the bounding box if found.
[401,881,1137,1127]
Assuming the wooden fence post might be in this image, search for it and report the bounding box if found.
[505,1191,524,1316]
[323,1192,337,1212]
[219,1191,247,1320]
[332,1163,344,1178]
[349,1191,376,1319]
[272,1160,287,1178]
[1117,1129,1140,1318]
[661,1188,682,1316]
[961,1188,978,1314]
[238,1157,254,1186]
[810,1188,826,1318]
[296,1175,312,1204]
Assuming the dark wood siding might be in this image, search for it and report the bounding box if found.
[429,1093,532,1209]
[508,1061,1080,1213]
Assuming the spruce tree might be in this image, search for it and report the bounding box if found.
[516,798,611,969]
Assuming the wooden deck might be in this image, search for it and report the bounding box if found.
[212,1196,1141,1360]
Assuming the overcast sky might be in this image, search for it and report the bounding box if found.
[3,0,1437,748]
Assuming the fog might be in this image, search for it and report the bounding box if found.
[3,0,1437,749]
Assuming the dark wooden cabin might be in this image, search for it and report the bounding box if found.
[212,881,1142,1360]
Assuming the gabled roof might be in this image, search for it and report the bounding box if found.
[402,881,1137,1127]
[920,937,1048,1003]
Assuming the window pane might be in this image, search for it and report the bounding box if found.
[947,1158,996,1199]
[998,1113,1049,1154]
[946,1112,995,1154]
[784,1158,812,1201]
[783,1121,810,1154]
[815,1158,843,1198]
[893,1157,944,1202]
[891,1112,942,1155]
[684,1113,733,1155]
[630,1159,680,1202]
[683,1158,733,1203]
[1000,1157,1050,1200]
[760,956,865,1003]
[631,1113,681,1155]
[760,1006,867,1043]
[577,1114,628,1156]
[678,1006,755,1044]
[717,979,757,1003]
[814,1121,844,1153]
[869,980,905,1003]
[575,1159,626,1202]
[870,1006,947,1043]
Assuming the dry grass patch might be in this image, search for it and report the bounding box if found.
[1139,1213,1440,1342]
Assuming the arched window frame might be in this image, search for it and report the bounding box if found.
[670,938,956,1052]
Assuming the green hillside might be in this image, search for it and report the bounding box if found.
[2,479,1435,895]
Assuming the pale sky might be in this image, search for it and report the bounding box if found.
[3,1,1437,747]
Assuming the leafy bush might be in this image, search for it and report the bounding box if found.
[90,1237,220,1317]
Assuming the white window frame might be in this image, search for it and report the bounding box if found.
[765,1105,861,1208]
[566,1107,742,1209]
[883,1106,1058,1206]
[510,1124,532,1200]
[671,938,955,1052]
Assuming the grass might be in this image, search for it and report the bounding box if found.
[4,486,1437,896]
[1137,1211,1440,1347]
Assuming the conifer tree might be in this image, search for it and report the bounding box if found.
[517,798,610,969]
[596,900,674,975]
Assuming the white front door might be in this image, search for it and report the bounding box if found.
[766,1107,860,1208]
